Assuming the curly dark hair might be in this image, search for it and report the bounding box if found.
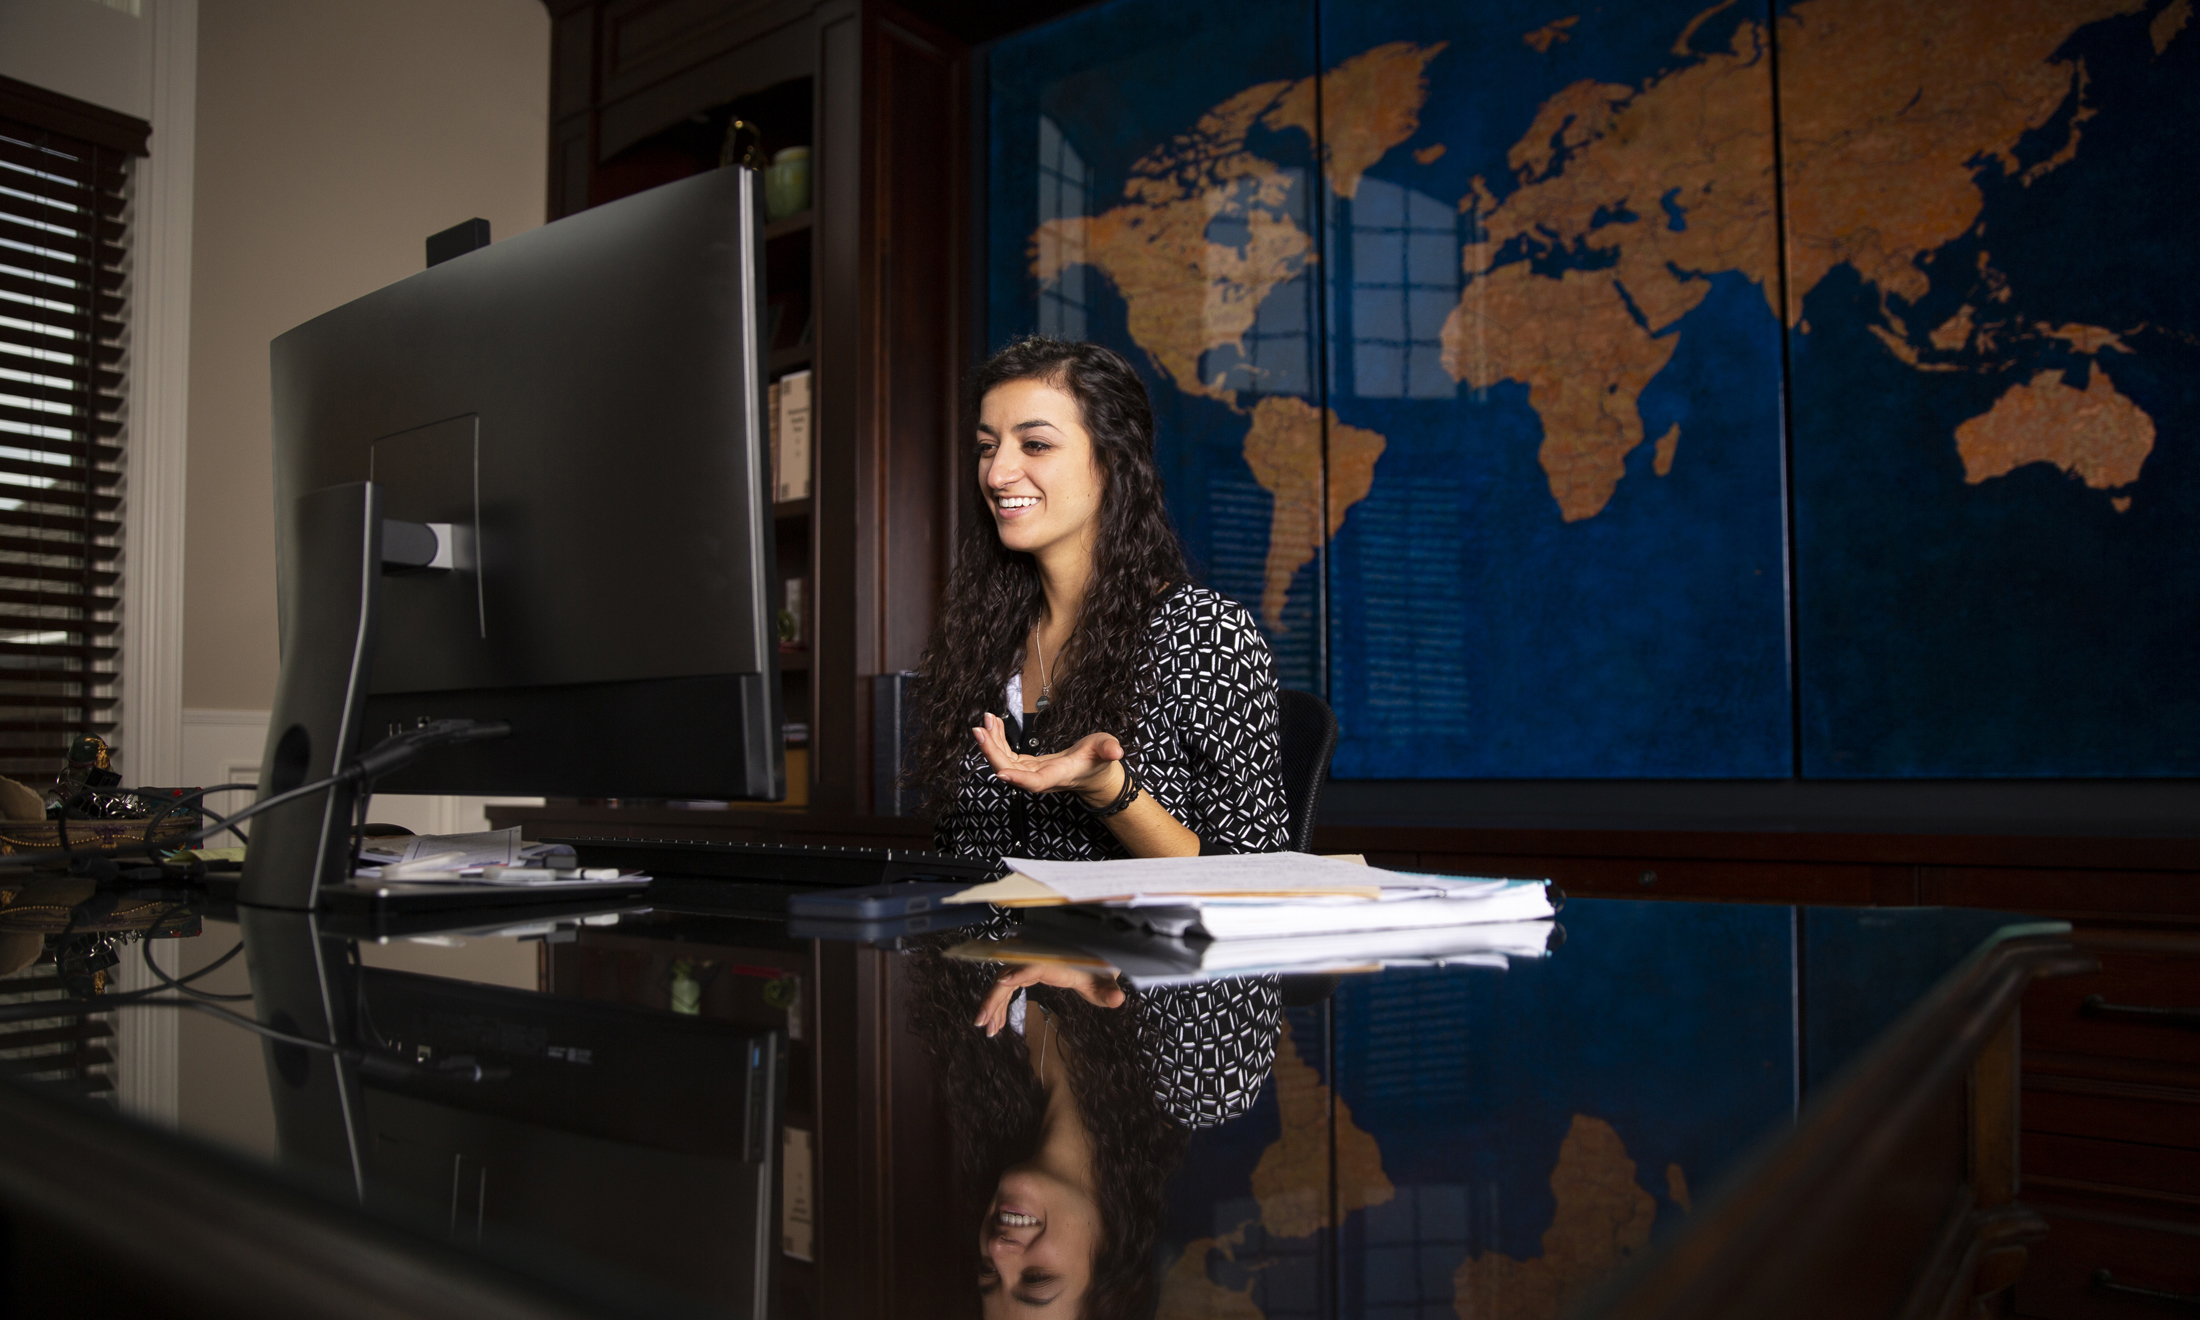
[907,337,1191,809]
[906,938,1186,1319]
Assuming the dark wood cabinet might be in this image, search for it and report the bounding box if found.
[543,0,967,816]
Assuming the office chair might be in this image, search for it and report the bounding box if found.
[1276,688,1339,854]
[1275,689,1341,1008]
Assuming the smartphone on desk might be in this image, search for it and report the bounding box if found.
[786,880,979,921]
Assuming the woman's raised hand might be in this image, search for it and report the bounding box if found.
[971,713,1126,808]
[973,961,1127,1037]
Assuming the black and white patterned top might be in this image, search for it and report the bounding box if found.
[932,583,1291,866]
[939,582,1290,1128]
[996,940,1282,1130]
[1132,976,1281,1128]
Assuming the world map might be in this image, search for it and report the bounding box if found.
[989,0,2197,777]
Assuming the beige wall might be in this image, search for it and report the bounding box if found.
[174,0,551,1154]
[0,0,154,121]
[183,0,550,710]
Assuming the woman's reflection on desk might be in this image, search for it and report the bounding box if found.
[912,939,1280,1318]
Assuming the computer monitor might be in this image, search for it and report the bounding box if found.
[270,165,781,801]
[244,167,781,909]
[355,966,785,1316]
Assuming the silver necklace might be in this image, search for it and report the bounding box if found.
[1030,624,1053,713]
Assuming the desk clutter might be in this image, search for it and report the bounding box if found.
[353,827,638,886]
[787,851,1562,984]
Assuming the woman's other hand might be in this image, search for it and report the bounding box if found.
[971,713,1127,809]
[974,962,1127,1037]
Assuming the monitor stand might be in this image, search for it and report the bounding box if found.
[238,481,383,911]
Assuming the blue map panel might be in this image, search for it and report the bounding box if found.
[1785,2,2200,776]
[986,0,1323,691]
[986,0,1793,779]
[1316,0,1791,777]
[986,0,2197,779]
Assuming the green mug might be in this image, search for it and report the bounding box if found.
[766,146,812,221]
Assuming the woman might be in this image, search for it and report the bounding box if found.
[907,337,1290,1315]
[910,335,1289,863]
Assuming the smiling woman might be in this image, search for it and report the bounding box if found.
[910,336,1291,869]
[904,338,1293,1310]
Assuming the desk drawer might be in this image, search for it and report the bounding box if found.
[2025,1132,2200,1209]
[2015,1199,2200,1319]
[2024,1066,2200,1151]
[2023,932,2200,1069]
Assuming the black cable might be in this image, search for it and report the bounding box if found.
[199,802,247,845]
[141,781,259,848]
[141,934,253,1001]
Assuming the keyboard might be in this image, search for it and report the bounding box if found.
[550,837,997,887]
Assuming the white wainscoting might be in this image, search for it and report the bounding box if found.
[110,0,200,1130]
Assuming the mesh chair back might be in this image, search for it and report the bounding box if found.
[1276,689,1339,853]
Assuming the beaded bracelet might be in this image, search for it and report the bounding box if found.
[1085,761,1140,818]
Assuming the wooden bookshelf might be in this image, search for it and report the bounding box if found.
[544,1,969,825]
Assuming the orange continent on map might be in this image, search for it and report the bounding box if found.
[1954,368,2154,498]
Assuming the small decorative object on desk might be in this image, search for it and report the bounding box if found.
[765,145,811,221]
[0,737,202,862]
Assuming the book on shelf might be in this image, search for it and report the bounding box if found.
[778,576,806,647]
[774,369,812,501]
[767,378,783,497]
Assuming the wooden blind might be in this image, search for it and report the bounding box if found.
[0,112,129,779]
[0,967,114,1097]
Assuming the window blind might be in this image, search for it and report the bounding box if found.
[0,112,129,780]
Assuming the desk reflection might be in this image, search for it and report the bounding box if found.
[203,893,2076,1320]
[909,929,1282,1317]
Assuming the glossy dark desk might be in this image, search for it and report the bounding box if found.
[0,890,2090,1320]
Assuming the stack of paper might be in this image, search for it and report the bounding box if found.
[953,918,1559,985]
[944,852,1560,983]
[951,853,1555,925]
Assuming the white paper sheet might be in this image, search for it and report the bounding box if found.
[978,852,1522,906]
[354,826,586,880]
[1011,913,1558,982]
[1127,881,1554,939]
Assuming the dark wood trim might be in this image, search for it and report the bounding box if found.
[808,939,960,1320]
[1588,928,2095,1320]
[0,75,150,157]
[1311,824,2200,873]
[1311,824,2200,925]
[596,9,816,162]
[811,0,863,812]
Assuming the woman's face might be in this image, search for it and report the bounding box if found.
[978,1166,1101,1314]
[977,377,1107,562]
